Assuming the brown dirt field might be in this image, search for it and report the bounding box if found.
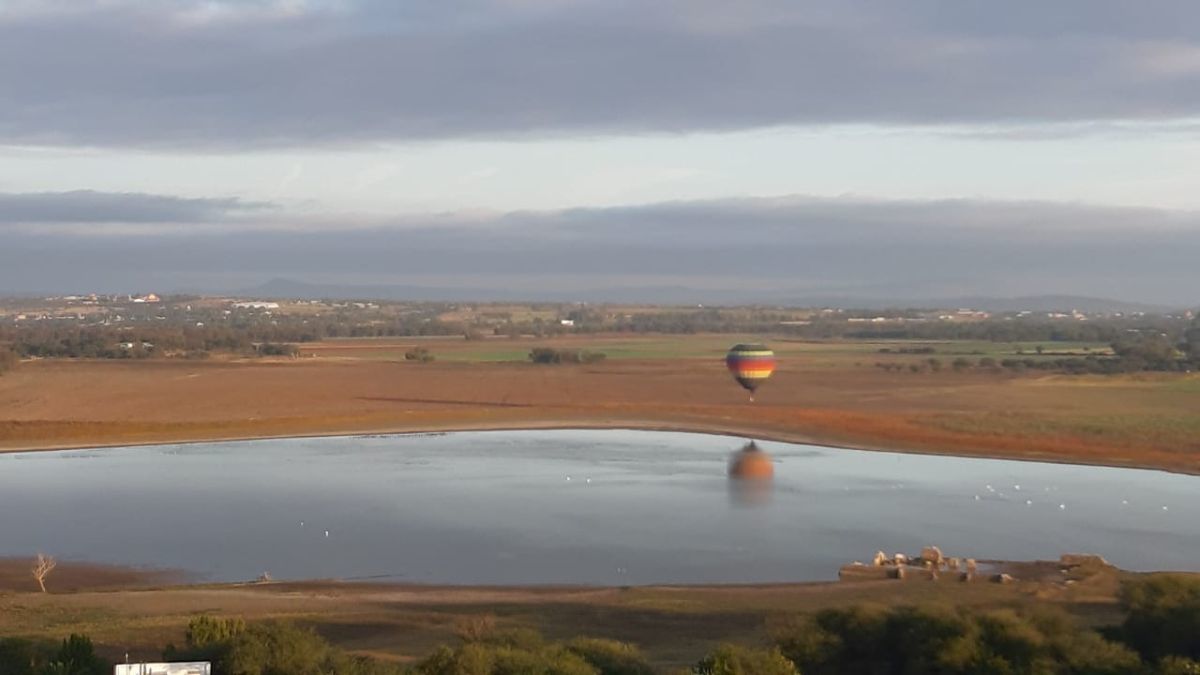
[1,337,1198,473]
[0,558,184,594]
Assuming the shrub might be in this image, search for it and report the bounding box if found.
[0,635,110,675]
[1158,657,1200,675]
[257,342,299,357]
[567,638,656,675]
[405,347,435,363]
[413,640,598,675]
[1119,575,1200,662]
[168,616,404,675]
[454,614,497,643]
[692,644,799,675]
[528,348,606,364]
[51,634,108,675]
[0,637,37,675]
[770,604,1141,675]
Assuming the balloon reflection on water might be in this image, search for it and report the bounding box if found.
[728,440,774,507]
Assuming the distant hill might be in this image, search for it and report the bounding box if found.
[229,279,1182,313]
[778,294,1177,314]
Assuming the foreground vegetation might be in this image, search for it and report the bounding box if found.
[2,576,1197,674]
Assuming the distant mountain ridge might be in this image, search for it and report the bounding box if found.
[230,279,1183,313]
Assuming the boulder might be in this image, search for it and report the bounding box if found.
[920,545,945,566]
[992,573,1014,584]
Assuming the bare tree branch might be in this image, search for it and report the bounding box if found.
[32,552,57,593]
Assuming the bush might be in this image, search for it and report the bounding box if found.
[1119,575,1200,662]
[257,342,299,357]
[692,644,799,675]
[413,641,598,675]
[529,348,606,364]
[566,638,656,675]
[405,347,435,363]
[168,616,404,675]
[50,634,108,675]
[0,638,37,675]
[1158,657,1200,675]
[0,634,109,675]
[770,604,1142,675]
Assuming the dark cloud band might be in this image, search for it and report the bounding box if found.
[1,192,1196,305]
[2,1,1199,148]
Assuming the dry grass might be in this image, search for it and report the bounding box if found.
[0,336,1197,473]
[0,567,1136,668]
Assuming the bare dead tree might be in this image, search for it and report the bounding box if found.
[32,553,57,593]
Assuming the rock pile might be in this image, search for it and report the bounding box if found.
[839,546,1000,583]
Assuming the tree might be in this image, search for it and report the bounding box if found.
[0,348,17,375]
[1184,316,1200,362]
[31,553,56,593]
[47,634,107,675]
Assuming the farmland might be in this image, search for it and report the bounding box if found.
[2,333,1197,474]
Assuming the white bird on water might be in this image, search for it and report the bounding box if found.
[324,530,330,537]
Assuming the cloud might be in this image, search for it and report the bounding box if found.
[0,190,271,225]
[2,1,1200,148]
[2,193,1197,305]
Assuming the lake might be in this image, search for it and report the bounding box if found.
[0,429,1195,585]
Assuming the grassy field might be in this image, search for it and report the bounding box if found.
[1,334,1197,473]
[303,336,1113,362]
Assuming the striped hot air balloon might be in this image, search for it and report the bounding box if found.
[725,343,776,401]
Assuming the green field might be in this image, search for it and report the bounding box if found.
[309,336,1114,365]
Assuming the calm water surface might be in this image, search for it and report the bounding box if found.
[0,430,1196,584]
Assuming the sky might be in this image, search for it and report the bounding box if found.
[2,0,1199,304]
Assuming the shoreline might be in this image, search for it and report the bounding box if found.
[2,418,1198,477]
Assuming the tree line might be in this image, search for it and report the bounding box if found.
[874,325,1200,375]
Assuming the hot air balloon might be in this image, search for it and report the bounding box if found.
[725,343,776,401]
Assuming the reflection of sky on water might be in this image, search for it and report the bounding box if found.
[0,430,1196,585]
